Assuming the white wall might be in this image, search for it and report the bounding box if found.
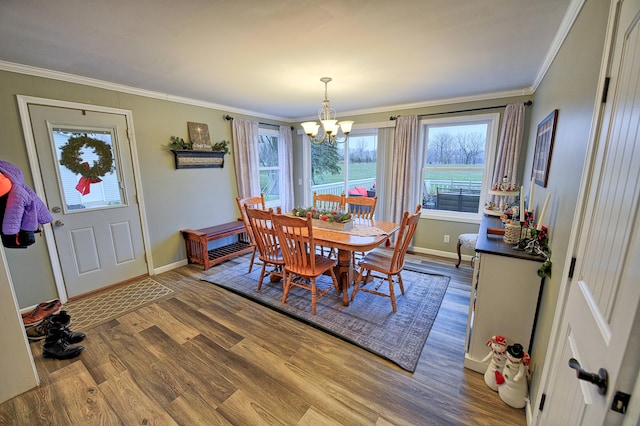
[0,246,38,403]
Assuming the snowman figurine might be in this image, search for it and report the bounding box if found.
[497,343,530,408]
[482,334,507,391]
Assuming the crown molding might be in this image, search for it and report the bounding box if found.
[2,59,535,125]
[0,60,287,122]
[297,87,535,122]
[532,0,586,91]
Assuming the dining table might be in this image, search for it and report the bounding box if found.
[312,217,399,307]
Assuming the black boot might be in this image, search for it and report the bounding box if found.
[27,312,82,342]
[49,310,72,327]
[42,327,84,359]
[59,326,86,344]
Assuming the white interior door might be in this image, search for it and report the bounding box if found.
[538,0,640,424]
[27,104,148,298]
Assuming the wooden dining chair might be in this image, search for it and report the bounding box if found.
[244,206,284,291]
[271,212,340,315]
[313,191,346,211]
[313,191,346,257]
[351,205,422,313]
[347,195,377,219]
[347,195,378,264]
[235,194,266,273]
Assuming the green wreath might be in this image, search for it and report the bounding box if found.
[59,136,114,180]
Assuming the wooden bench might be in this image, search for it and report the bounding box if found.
[181,220,253,270]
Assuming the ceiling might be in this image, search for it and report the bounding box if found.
[0,0,572,121]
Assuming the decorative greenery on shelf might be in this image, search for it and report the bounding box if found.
[211,140,231,154]
[291,207,353,223]
[168,136,192,150]
[168,136,230,154]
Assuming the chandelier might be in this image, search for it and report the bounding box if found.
[301,77,354,145]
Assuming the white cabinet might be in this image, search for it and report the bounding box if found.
[463,216,544,373]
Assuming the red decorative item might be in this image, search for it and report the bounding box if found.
[75,162,102,195]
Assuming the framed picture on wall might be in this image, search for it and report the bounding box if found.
[531,109,558,187]
[187,122,212,151]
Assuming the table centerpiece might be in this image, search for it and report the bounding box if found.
[290,206,354,231]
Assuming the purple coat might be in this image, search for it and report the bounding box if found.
[0,160,53,234]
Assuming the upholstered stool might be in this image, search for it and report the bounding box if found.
[456,233,478,268]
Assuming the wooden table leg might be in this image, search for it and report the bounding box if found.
[335,249,353,306]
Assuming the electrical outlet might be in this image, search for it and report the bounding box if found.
[444,234,450,243]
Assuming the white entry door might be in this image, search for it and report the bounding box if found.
[537,0,640,424]
[27,103,148,298]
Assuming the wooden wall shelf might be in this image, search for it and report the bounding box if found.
[171,150,225,169]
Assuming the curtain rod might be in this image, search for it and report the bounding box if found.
[223,114,293,130]
[389,100,532,120]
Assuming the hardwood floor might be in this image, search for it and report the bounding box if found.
[0,252,526,425]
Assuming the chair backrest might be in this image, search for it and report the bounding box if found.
[313,192,345,212]
[236,194,266,243]
[388,205,422,273]
[272,212,318,274]
[347,195,377,219]
[244,206,281,263]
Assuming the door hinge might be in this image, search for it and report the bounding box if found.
[602,77,611,103]
[568,257,577,279]
[539,393,546,411]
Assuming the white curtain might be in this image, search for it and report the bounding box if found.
[231,119,260,199]
[492,103,526,187]
[278,125,294,212]
[388,115,422,226]
[376,126,395,222]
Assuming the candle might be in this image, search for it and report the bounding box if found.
[520,185,525,221]
[537,193,551,230]
[529,177,535,211]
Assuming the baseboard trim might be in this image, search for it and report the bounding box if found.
[154,259,188,275]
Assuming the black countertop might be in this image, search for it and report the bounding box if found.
[475,215,544,262]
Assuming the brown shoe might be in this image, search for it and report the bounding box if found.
[22,299,62,326]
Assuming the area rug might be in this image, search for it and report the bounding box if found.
[202,262,450,372]
[64,278,174,330]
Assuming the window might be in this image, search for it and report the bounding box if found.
[258,127,281,208]
[420,113,499,220]
[52,128,123,212]
[308,129,377,208]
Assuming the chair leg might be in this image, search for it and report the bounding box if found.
[387,274,397,313]
[397,273,405,295]
[281,271,292,304]
[257,262,268,291]
[248,247,257,273]
[311,278,317,315]
[455,239,462,268]
[328,268,340,294]
[350,268,366,302]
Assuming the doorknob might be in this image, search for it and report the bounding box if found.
[54,219,64,227]
[51,206,61,213]
[568,358,608,395]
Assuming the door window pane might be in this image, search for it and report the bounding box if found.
[52,128,122,212]
[309,130,377,204]
[258,130,280,207]
[346,133,377,210]
[310,142,344,197]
